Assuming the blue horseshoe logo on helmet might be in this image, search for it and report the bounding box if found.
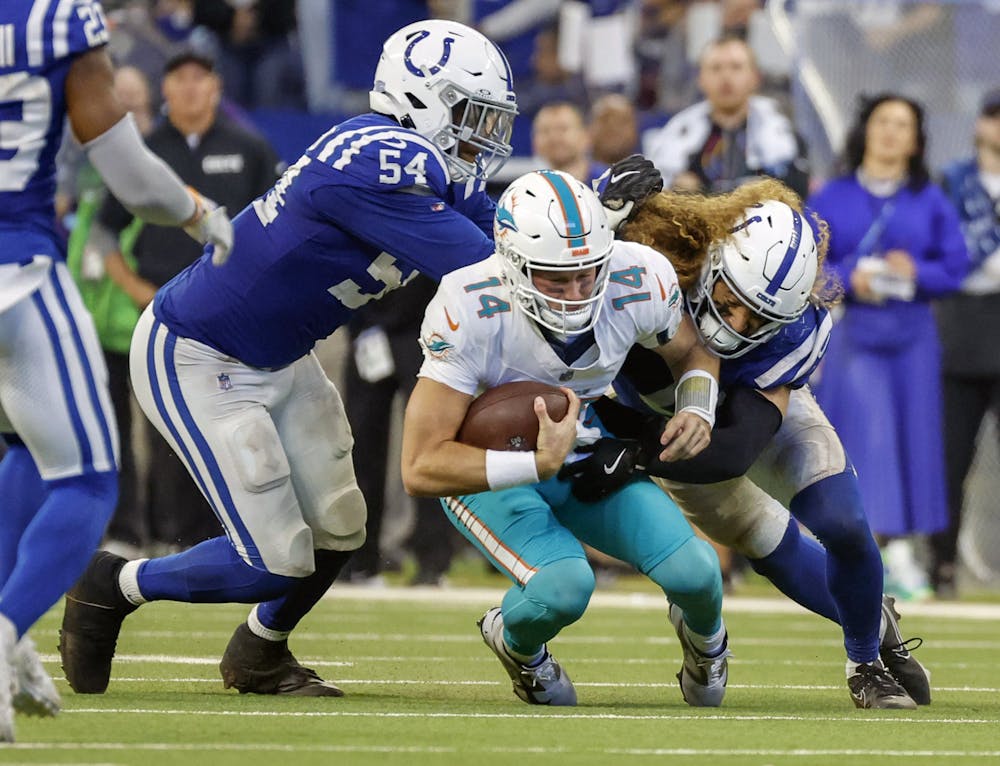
[404,30,455,77]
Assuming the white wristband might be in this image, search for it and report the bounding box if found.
[674,369,719,429]
[485,449,540,491]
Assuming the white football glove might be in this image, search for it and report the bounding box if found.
[183,188,234,265]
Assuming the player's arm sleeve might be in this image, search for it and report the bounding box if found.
[66,49,196,226]
[97,189,134,237]
[642,387,783,483]
[311,184,496,279]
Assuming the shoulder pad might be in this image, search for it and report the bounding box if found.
[723,305,833,390]
[308,116,451,196]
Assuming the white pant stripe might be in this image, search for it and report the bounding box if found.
[444,496,537,586]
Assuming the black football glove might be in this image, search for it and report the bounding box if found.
[597,154,664,230]
[557,438,645,503]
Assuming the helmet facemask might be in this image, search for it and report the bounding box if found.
[433,84,516,181]
[502,247,612,336]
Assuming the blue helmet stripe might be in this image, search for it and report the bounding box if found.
[492,41,514,91]
[539,171,586,248]
[765,209,803,295]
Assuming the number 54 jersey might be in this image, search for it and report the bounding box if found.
[0,0,109,252]
[155,113,497,370]
[417,240,686,405]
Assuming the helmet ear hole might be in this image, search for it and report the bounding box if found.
[405,93,427,110]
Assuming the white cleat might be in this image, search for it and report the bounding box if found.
[477,607,577,706]
[0,615,18,742]
[668,603,730,707]
[13,635,61,717]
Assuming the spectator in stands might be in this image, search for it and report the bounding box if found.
[341,276,457,587]
[193,0,304,109]
[645,34,809,197]
[99,51,281,553]
[808,93,968,601]
[532,102,606,185]
[589,93,640,166]
[932,89,1000,599]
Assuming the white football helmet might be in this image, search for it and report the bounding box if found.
[495,170,614,336]
[370,20,518,181]
[688,200,818,358]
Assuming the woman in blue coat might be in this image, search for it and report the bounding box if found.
[808,93,968,597]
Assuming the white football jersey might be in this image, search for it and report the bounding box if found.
[418,239,685,410]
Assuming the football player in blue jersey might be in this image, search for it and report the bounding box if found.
[571,174,930,709]
[59,19,520,699]
[0,0,232,740]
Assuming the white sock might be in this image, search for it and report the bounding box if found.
[247,604,289,642]
[685,620,727,657]
[846,657,884,678]
[118,559,148,606]
[502,639,545,667]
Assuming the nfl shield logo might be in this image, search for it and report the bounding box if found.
[217,373,232,391]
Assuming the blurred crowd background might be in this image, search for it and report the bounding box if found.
[52,0,1000,602]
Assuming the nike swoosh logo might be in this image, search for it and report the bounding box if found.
[381,138,408,149]
[609,170,640,184]
[444,307,460,331]
[603,449,627,474]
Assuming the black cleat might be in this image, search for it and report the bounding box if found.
[880,595,931,705]
[848,661,917,709]
[59,551,138,694]
[219,623,344,697]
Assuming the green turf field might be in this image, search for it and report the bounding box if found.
[8,581,1000,766]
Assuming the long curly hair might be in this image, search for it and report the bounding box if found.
[619,177,840,308]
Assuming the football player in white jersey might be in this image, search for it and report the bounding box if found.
[0,0,231,739]
[574,175,930,709]
[401,169,731,707]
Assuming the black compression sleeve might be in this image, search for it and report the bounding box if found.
[644,387,783,484]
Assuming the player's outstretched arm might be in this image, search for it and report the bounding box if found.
[653,314,719,461]
[65,49,233,263]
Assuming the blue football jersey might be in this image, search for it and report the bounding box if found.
[155,114,497,369]
[613,303,833,416]
[0,0,109,258]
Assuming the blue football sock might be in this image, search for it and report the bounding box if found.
[500,557,594,657]
[0,470,116,637]
[255,548,353,632]
[749,518,840,622]
[790,471,883,663]
[0,442,47,588]
[138,536,297,603]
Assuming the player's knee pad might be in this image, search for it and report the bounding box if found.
[227,411,291,494]
[522,557,595,626]
[648,536,723,602]
[309,482,367,552]
[790,470,874,556]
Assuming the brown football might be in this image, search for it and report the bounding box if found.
[457,381,570,451]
